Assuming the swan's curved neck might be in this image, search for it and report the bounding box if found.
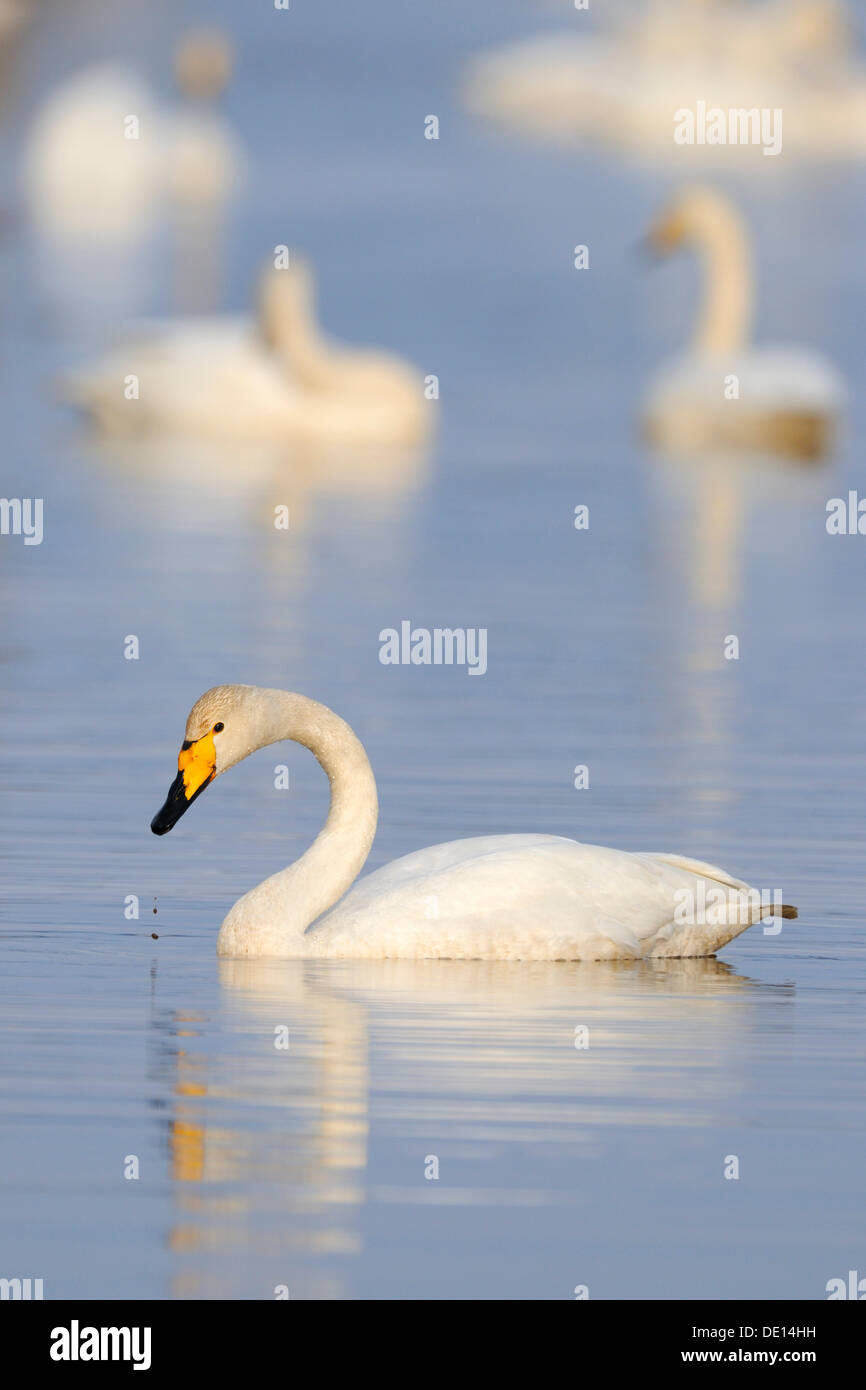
[221,693,378,951]
[691,213,752,356]
[279,298,342,391]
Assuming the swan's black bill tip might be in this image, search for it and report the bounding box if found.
[151,800,182,835]
[151,770,193,835]
[151,766,214,835]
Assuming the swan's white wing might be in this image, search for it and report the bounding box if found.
[308,835,764,961]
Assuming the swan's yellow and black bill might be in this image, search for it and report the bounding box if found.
[151,730,216,835]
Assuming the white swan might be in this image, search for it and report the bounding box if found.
[24,29,239,243]
[150,685,796,960]
[64,260,429,445]
[25,64,163,243]
[63,282,302,442]
[464,0,866,162]
[641,186,845,459]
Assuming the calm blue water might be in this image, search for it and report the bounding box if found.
[0,0,864,1299]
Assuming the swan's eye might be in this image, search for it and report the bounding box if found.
[213,722,224,733]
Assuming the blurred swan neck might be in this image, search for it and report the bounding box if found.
[225,693,378,945]
[693,214,753,356]
[281,319,340,389]
[276,278,341,390]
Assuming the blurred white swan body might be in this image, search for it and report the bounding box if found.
[26,65,163,241]
[464,0,866,162]
[151,685,795,961]
[643,187,844,458]
[65,262,428,445]
[66,318,303,440]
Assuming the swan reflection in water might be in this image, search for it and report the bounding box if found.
[154,957,792,1299]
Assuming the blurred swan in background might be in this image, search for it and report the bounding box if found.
[150,685,796,960]
[24,28,240,245]
[64,260,429,446]
[641,187,845,459]
[64,271,305,441]
[464,0,866,162]
[25,64,162,243]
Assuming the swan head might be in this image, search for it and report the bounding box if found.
[151,685,263,835]
[258,259,316,355]
[174,29,233,101]
[645,186,745,260]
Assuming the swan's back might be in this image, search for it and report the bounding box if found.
[308,834,766,961]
